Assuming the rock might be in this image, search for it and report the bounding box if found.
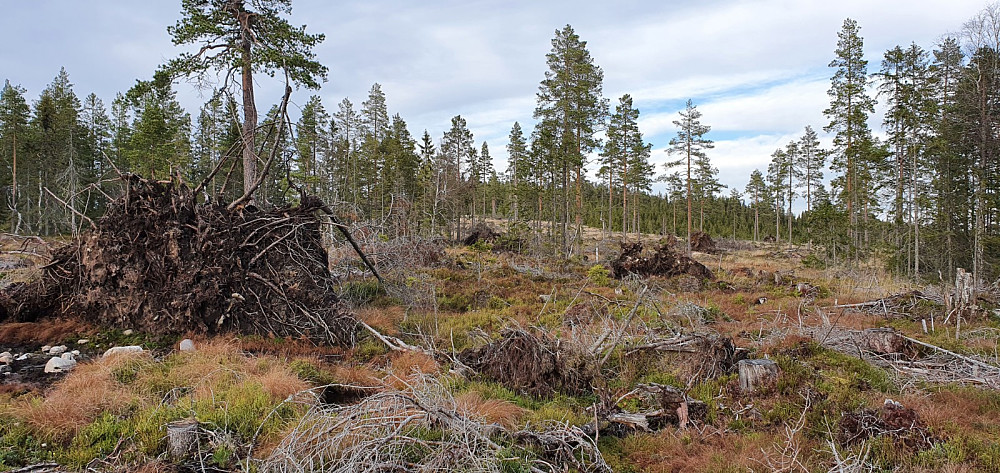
[41,345,52,352]
[123,329,134,336]
[45,356,77,373]
[71,350,80,356]
[179,339,196,352]
[0,364,9,374]
[103,345,144,357]
[0,352,11,364]
[48,345,68,355]
[16,353,30,361]
[77,339,89,345]
[61,352,76,361]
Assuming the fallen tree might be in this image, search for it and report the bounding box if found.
[0,175,358,345]
[610,241,714,280]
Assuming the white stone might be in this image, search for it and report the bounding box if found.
[123,329,134,336]
[60,352,75,361]
[41,345,51,352]
[44,356,77,373]
[179,339,196,352]
[48,345,67,356]
[103,346,143,358]
[16,354,30,361]
[70,350,80,356]
[0,352,11,364]
[77,339,89,345]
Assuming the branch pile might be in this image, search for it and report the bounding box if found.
[0,175,356,345]
[837,400,937,451]
[459,328,597,397]
[610,241,713,280]
[262,376,611,473]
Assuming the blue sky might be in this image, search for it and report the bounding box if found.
[0,0,989,207]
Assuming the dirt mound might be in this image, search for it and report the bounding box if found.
[459,328,596,397]
[463,222,500,246]
[610,241,714,280]
[838,400,936,450]
[689,231,717,253]
[0,175,357,345]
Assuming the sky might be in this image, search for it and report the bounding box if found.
[0,0,990,205]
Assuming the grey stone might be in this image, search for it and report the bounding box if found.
[103,346,143,357]
[44,356,77,373]
[179,339,196,352]
[0,352,12,364]
[123,329,134,336]
[61,352,76,361]
[48,345,67,356]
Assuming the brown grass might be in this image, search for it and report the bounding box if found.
[0,319,92,345]
[455,391,526,429]
[16,358,139,442]
[255,362,310,401]
[622,429,780,473]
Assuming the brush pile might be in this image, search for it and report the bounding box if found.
[459,328,597,397]
[0,175,356,345]
[610,241,714,280]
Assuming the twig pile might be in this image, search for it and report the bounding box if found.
[459,328,597,397]
[261,376,611,473]
[0,175,357,345]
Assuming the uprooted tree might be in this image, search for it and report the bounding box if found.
[0,174,359,345]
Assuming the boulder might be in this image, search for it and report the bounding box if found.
[45,356,77,373]
[48,345,67,355]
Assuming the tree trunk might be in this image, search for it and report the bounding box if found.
[238,6,258,201]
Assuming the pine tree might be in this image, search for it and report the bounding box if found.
[602,94,651,239]
[167,0,327,198]
[744,169,768,241]
[824,18,877,258]
[534,24,607,255]
[665,99,713,254]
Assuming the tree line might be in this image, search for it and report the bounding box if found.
[1,1,1000,284]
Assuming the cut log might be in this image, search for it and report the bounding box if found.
[166,418,198,458]
[738,359,779,393]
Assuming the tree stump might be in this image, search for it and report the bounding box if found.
[738,359,779,392]
[166,418,198,458]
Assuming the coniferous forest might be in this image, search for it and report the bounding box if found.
[1,6,997,282]
[4,2,1000,472]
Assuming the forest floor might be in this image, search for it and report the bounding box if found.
[2,225,1000,472]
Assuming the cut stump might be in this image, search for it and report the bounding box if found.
[738,359,779,393]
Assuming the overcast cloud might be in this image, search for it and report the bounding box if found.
[0,0,988,200]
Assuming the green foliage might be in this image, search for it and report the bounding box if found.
[587,264,611,286]
[340,279,384,305]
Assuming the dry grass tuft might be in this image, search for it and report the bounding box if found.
[257,362,311,401]
[455,391,526,429]
[16,359,138,442]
